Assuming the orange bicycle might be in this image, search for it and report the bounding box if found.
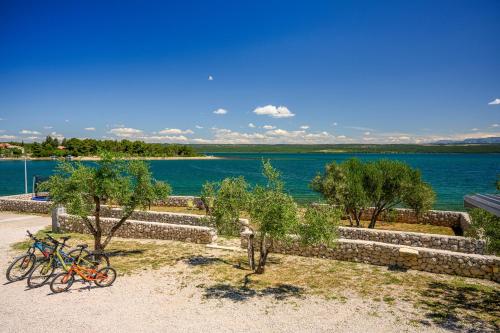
[50,256,116,293]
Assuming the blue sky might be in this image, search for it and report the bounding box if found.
[0,0,499,144]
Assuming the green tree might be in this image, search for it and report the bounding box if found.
[364,159,435,228]
[466,208,500,255]
[311,158,369,227]
[311,158,435,229]
[41,152,171,251]
[208,177,250,236]
[250,160,340,274]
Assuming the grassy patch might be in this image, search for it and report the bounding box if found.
[14,229,497,330]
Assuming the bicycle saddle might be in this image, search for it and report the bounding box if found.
[61,236,71,242]
[77,244,88,249]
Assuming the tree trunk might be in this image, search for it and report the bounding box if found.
[247,233,255,270]
[255,237,270,274]
[368,210,380,229]
[94,232,103,251]
[347,214,353,227]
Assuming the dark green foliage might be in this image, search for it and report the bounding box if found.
[41,152,171,250]
[467,209,500,255]
[312,158,435,228]
[297,205,341,246]
[10,136,198,158]
[204,177,250,236]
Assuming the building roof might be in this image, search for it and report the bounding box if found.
[464,193,500,217]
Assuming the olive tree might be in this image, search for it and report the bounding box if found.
[203,177,250,236]
[250,160,340,274]
[42,152,171,251]
[311,159,368,227]
[312,158,435,229]
[467,208,500,255]
[364,159,435,228]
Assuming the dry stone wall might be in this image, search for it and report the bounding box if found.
[58,214,217,244]
[0,194,51,214]
[99,206,213,227]
[339,227,485,254]
[240,231,499,282]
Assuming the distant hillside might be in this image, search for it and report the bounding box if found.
[190,144,500,154]
[434,137,500,145]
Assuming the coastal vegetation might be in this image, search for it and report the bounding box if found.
[191,143,500,154]
[40,152,171,250]
[203,160,341,273]
[311,158,435,228]
[2,136,198,158]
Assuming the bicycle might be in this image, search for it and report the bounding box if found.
[50,252,116,293]
[26,234,110,288]
[6,231,54,282]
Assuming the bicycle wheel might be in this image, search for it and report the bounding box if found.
[6,254,36,282]
[67,248,91,265]
[94,267,117,287]
[50,272,74,293]
[83,252,110,269]
[27,260,55,288]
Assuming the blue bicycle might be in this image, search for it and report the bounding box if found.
[6,231,54,282]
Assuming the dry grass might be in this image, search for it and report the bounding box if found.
[12,229,499,331]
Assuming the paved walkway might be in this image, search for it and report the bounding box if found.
[0,212,445,333]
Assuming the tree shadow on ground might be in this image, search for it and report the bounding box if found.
[183,255,243,269]
[203,282,304,302]
[104,249,145,258]
[418,281,500,332]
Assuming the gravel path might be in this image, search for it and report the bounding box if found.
[0,212,446,333]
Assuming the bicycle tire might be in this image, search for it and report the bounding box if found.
[94,267,117,287]
[67,248,91,265]
[6,253,36,282]
[27,260,55,288]
[50,272,74,293]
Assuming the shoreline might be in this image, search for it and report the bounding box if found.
[0,155,224,161]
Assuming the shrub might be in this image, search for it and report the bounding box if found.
[467,208,500,255]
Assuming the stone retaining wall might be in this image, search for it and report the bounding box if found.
[58,214,217,244]
[359,207,469,229]
[99,206,213,227]
[339,227,485,254]
[158,196,205,209]
[240,231,499,281]
[0,194,51,214]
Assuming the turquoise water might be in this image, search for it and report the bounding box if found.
[0,153,498,211]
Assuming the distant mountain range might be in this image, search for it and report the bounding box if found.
[433,137,500,144]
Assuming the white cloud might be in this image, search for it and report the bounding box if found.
[300,125,309,130]
[208,75,214,81]
[213,108,228,115]
[262,125,276,130]
[65,119,69,123]
[491,124,499,128]
[20,130,41,135]
[488,98,500,105]
[195,125,204,129]
[25,136,39,140]
[0,135,16,140]
[332,122,338,126]
[43,126,53,129]
[364,131,371,136]
[248,123,256,128]
[109,127,143,137]
[471,128,479,131]
[345,126,374,131]
[158,128,194,135]
[144,135,188,142]
[84,127,96,131]
[49,131,65,141]
[253,105,295,118]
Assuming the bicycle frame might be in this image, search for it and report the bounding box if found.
[62,263,107,283]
